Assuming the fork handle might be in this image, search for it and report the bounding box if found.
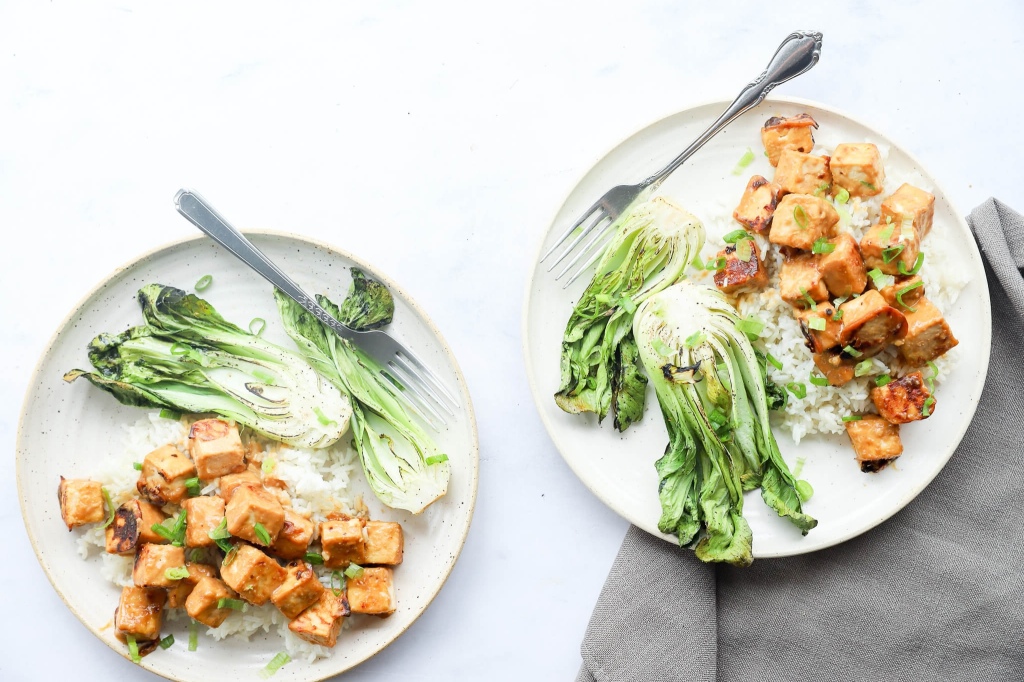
[644,30,823,186]
[174,189,356,340]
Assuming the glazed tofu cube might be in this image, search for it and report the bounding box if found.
[185,576,237,628]
[732,176,780,232]
[182,495,225,548]
[137,444,196,506]
[218,470,262,503]
[818,233,867,298]
[219,544,285,605]
[189,418,245,481]
[133,543,186,589]
[115,586,166,642]
[363,522,404,566]
[897,297,959,366]
[845,415,903,472]
[105,499,168,555]
[837,290,908,354]
[58,478,105,530]
[871,372,934,424]
[812,350,857,387]
[830,143,885,198]
[761,114,817,166]
[347,567,396,616]
[167,562,218,609]
[713,240,769,295]
[321,518,366,568]
[881,183,935,239]
[797,307,843,354]
[225,485,285,547]
[272,508,316,560]
[272,561,326,619]
[769,194,839,251]
[860,220,921,276]
[773,150,832,197]
[779,252,829,308]
[288,589,348,647]
[878,275,925,312]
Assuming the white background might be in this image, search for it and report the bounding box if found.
[2,2,1022,680]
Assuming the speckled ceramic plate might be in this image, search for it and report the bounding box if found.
[17,232,479,681]
[523,96,991,557]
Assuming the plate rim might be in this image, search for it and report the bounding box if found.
[17,229,480,680]
[521,94,992,557]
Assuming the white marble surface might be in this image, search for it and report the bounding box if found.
[2,2,1022,680]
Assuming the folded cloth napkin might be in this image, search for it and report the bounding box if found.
[577,198,1024,682]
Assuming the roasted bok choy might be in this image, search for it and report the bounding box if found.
[555,196,705,431]
[633,281,816,566]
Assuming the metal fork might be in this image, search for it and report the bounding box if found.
[174,189,460,431]
[542,30,823,287]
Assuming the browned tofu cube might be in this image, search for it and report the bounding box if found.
[183,495,225,548]
[837,290,908,354]
[105,499,168,555]
[321,518,366,568]
[761,114,817,166]
[819,233,867,298]
[878,275,925,312]
[880,183,935,239]
[860,220,921,276]
[769,194,839,251]
[897,297,959,366]
[133,543,186,589]
[732,176,780,232]
[363,522,404,566]
[347,567,396,616]
[167,562,218,609]
[272,561,326,619]
[812,350,857,387]
[779,252,829,308]
[189,419,245,481]
[871,372,934,424]
[288,589,348,647]
[115,586,166,642]
[830,143,885,198]
[136,444,196,506]
[225,486,285,547]
[218,470,262,503]
[185,576,238,628]
[773,150,832,197]
[272,509,315,560]
[58,478,105,530]
[845,415,903,472]
[220,544,285,605]
[713,240,768,295]
[797,307,843,354]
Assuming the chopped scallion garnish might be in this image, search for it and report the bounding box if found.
[127,634,141,663]
[731,147,755,175]
[736,317,764,340]
[831,308,844,322]
[101,487,116,528]
[895,280,924,311]
[898,252,925,275]
[195,274,213,291]
[926,360,938,392]
[304,552,324,565]
[860,181,877,191]
[261,458,276,475]
[331,570,344,596]
[766,353,783,371]
[618,296,637,313]
[813,182,830,197]
[842,345,862,358]
[812,238,836,255]
[735,238,753,262]
[793,205,809,230]
[159,634,175,650]
[184,477,201,496]
[868,268,895,291]
[253,522,272,546]
[799,287,817,310]
[169,342,189,356]
[188,620,199,652]
[854,359,874,377]
[878,224,895,242]
[875,374,893,387]
[344,563,365,580]
[313,406,337,427]
[159,408,180,420]
[842,415,863,422]
[706,257,727,271]
[208,517,230,540]
[133,462,143,471]
[218,598,247,611]
[723,229,749,243]
[249,317,266,336]
[807,316,826,331]
[691,254,706,271]
[882,244,906,264]
[786,382,807,399]
[425,454,449,465]
[684,331,706,348]
[922,396,935,417]
[836,187,850,204]
[260,652,292,678]
[165,566,190,581]
[809,373,829,387]
[651,337,674,357]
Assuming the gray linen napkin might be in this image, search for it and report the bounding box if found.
[577,198,1024,682]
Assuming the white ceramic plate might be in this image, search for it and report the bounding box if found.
[18,232,479,680]
[524,97,990,557]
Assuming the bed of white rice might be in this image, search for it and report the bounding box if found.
[694,139,968,443]
[76,411,360,662]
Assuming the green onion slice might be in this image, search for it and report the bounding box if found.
[684,331,706,348]
[875,374,893,387]
[159,408,180,420]
[878,224,895,242]
[253,522,272,546]
[706,256,727,271]
[809,373,829,387]
[218,598,247,611]
[618,296,637,313]
[831,308,844,322]
[766,353,783,371]
[898,252,925,275]
[249,317,266,336]
[926,360,938,392]
[731,147,755,175]
[807,316,826,331]
[331,570,344,596]
[127,634,141,663]
[736,317,764,339]
[195,274,213,291]
[691,254,706,271]
[735,238,753,262]
[842,345,862,358]
[842,415,863,422]
[836,187,850,204]
[793,205,809,230]
[169,342,189,356]
[261,458,276,475]
[304,552,324,565]
[165,566,190,581]
[188,620,199,652]
[260,652,292,679]
[813,182,830,197]
[101,487,116,528]
[812,238,836,255]
[922,396,935,417]
[208,517,230,541]
[313,406,337,427]
[723,229,749,243]
[860,181,877,191]
[425,454,449,466]
[795,479,814,502]
[799,287,817,310]
[854,359,874,377]
[895,280,924,311]
[882,244,906,264]
[786,382,807,399]
[159,634,175,650]
[651,337,674,357]
[133,461,143,471]
[184,477,201,495]
[793,457,807,478]
[344,563,365,580]
[868,268,895,291]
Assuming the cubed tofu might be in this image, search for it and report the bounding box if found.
[713,240,768,295]
[878,275,925,312]
[779,252,829,308]
[167,562,218,609]
[347,567,396,616]
[321,518,366,568]
[773,150,832,197]
[897,297,959,366]
[761,114,817,166]
[272,561,326,619]
[837,290,908,355]
[797,307,843,353]
[812,350,857,387]
[830,143,885,198]
[225,485,285,547]
[871,372,934,424]
[219,544,286,605]
[218,470,262,503]
[57,478,105,530]
[880,183,935,239]
[272,508,316,561]
[105,499,168,555]
[133,543,186,589]
[363,522,404,566]
[185,576,238,628]
[288,589,349,648]
[769,194,839,251]
[136,444,196,506]
[860,220,921,276]
[732,175,780,232]
[115,586,166,642]
[183,495,226,548]
[189,418,245,481]
[845,415,903,472]
[818,233,867,298]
